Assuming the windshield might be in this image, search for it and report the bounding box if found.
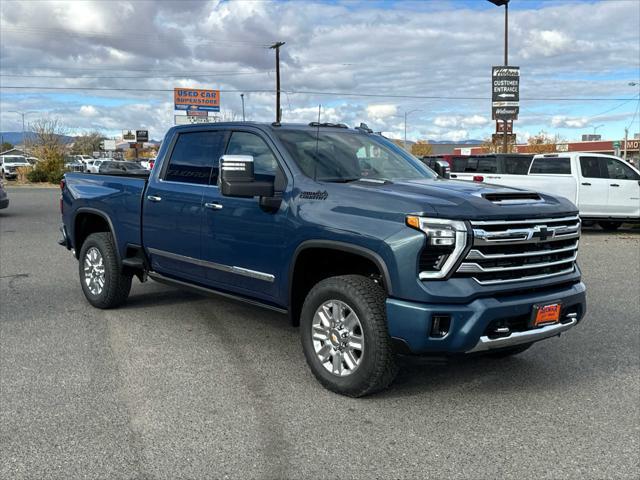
[275,130,435,182]
[3,156,28,164]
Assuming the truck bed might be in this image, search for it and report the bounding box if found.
[63,172,148,254]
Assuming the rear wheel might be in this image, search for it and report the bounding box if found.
[300,275,398,397]
[79,232,132,309]
[484,342,533,358]
[599,221,622,231]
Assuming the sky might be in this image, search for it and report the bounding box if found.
[0,0,639,143]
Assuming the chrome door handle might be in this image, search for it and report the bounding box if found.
[147,195,162,202]
[204,202,223,210]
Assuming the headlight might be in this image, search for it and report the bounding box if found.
[406,216,468,279]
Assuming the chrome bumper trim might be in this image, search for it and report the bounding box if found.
[466,317,578,353]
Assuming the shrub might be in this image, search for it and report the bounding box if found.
[26,149,65,183]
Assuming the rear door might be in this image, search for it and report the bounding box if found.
[578,156,610,217]
[143,129,227,283]
[602,157,640,217]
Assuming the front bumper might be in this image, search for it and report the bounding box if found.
[386,281,586,354]
[0,197,8,209]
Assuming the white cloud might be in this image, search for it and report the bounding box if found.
[79,105,98,117]
[551,115,590,128]
[366,104,398,120]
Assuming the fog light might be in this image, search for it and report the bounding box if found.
[430,314,451,338]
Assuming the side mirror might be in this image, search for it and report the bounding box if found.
[219,155,274,198]
[435,160,451,179]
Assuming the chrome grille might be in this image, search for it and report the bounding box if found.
[455,215,580,285]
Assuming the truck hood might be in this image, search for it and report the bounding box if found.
[345,177,578,220]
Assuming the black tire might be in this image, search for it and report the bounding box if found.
[484,342,533,358]
[300,275,398,397]
[599,221,622,231]
[78,232,132,309]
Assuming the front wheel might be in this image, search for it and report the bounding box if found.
[300,275,398,397]
[79,232,132,309]
[599,221,622,231]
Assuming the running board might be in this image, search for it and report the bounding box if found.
[147,271,288,315]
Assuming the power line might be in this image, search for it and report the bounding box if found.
[0,85,636,102]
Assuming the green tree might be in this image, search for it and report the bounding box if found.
[1,141,13,152]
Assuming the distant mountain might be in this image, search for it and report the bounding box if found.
[428,139,483,145]
[0,131,74,145]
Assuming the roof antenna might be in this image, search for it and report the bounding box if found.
[313,104,321,181]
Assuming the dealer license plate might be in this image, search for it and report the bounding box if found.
[532,303,561,327]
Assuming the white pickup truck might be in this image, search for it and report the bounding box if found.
[449,153,640,230]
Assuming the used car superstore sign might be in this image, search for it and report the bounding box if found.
[174,88,221,112]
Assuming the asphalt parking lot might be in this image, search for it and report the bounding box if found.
[1,186,638,479]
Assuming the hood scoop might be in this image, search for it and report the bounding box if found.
[482,191,543,205]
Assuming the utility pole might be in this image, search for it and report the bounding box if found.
[8,110,28,154]
[623,127,628,160]
[402,110,422,150]
[489,0,510,153]
[270,41,285,124]
[240,93,246,121]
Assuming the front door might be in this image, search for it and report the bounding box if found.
[602,157,640,217]
[578,156,610,217]
[201,129,291,303]
[143,129,226,283]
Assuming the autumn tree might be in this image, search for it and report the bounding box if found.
[71,131,104,155]
[411,140,433,157]
[480,135,517,153]
[26,117,69,183]
[527,131,562,154]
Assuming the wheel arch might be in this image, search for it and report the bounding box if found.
[288,240,393,326]
[73,208,120,262]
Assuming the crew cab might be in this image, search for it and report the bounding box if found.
[446,153,640,230]
[59,122,587,396]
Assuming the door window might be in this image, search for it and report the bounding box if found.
[580,156,606,178]
[476,157,498,173]
[530,157,571,174]
[225,131,279,176]
[604,158,640,180]
[165,131,226,185]
[502,156,532,175]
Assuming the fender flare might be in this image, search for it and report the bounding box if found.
[288,239,394,303]
[73,207,120,263]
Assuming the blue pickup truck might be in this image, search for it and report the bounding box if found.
[60,122,586,396]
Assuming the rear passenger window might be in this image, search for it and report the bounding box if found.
[529,157,571,174]
[503,156,532,175]
[476,157,498,173]
[580,156,605,178]
[165,131,226,184]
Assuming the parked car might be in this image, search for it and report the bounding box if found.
[65,161,85,173]
[60,122,586,396]
[1,155,32,179]
[140,158,156,170]
[98,161,148,175]
[0,179,8,209]
[85,159,106,173]
[442,153,535,182]
[449,153,640,230]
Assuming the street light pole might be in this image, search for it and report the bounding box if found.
[592,124,604,136]
[403,109,422,150]
[240,93,246,121]
[8,111,28,154]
